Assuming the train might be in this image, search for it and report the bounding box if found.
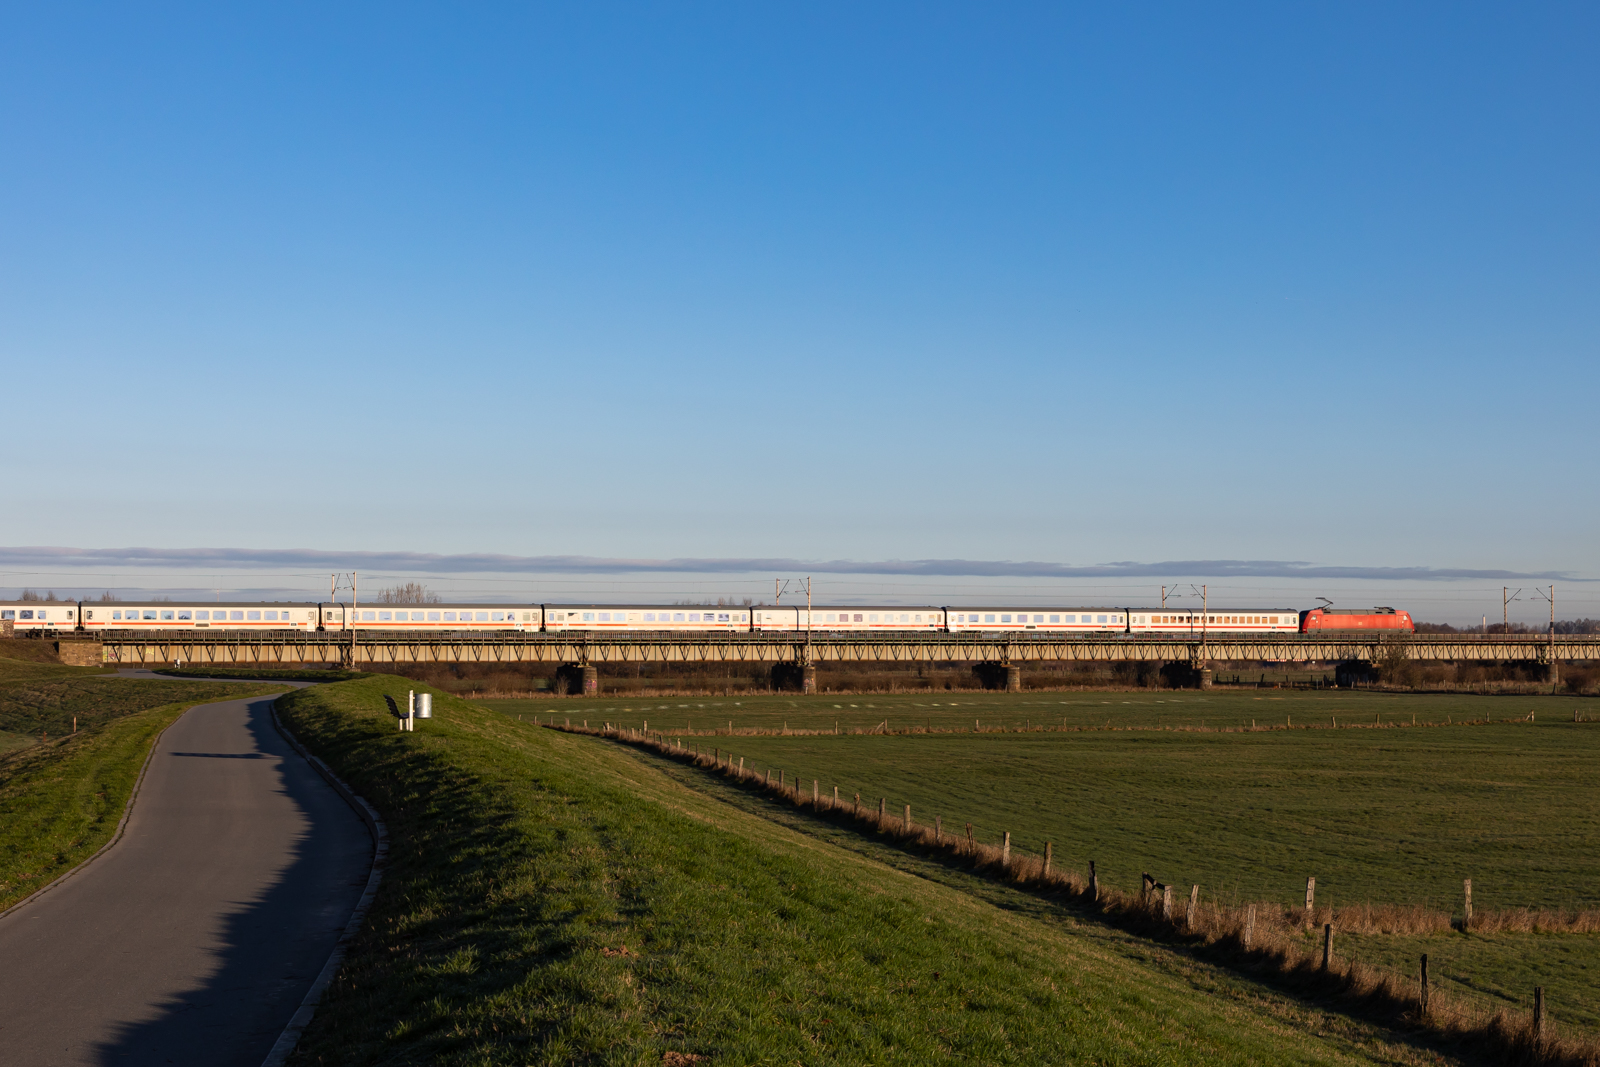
[0,600,1415,635]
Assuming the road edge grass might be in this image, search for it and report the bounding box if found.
[276,676,1444,1066]
[575,722,1596,1066]
[0,683,284,913]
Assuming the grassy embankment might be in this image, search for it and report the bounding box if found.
[0,658,282,910]
[522,691,1600,1034]
[277,676,1452,1066]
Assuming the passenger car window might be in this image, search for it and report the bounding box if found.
[247,611,262,621]
[493,612,505,622]
[160,610,175,621]
[144,610,158,620]
[379,611,391,621]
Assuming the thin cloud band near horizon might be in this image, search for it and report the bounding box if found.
[0,547,1577,582]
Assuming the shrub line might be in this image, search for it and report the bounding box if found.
[559,722,1600,1066]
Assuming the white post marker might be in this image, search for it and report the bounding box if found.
[407,690,415,732]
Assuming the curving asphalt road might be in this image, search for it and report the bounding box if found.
[0,687,373,1066]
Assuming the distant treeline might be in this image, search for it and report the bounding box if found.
[1415,619,1600,635]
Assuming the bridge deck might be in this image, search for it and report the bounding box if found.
[66,632,1600,667]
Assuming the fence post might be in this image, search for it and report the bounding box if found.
[1044,841,1052,874]
[854,792,860,812]
[833,785,839,804]
[1002,831,1011,866]
[1534,987,1545,1041]
[1186,885,1199,929]
[1420,954,1430,1017]
[739,757,744,772]
[1463,879,1473,929]
[1322,923,1333,969]
[936,814,943,841]
[813,780,819,803]
[1162,884,1172,921]
[1141,873,1155,903]
[1244,904,1256,949]
[1090,860,1099,901]
[966,823,974,847]
[904,804,911,831]
[879,797,886,819]
[1305,877,1316,924]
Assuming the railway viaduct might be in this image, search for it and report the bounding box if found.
[64,632,1600,692]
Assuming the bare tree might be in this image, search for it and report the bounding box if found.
[373,582,443,605]
[98,591,121,602]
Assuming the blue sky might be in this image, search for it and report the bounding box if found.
[2,4,1596,618]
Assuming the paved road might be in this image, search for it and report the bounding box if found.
[0,690,373,1066]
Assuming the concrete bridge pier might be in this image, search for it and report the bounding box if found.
[802,663,816,694]
[582,664,599,696]
[1005,663,1021,693]
[1199,668,1213,689]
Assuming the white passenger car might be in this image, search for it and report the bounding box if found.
[80,602,318,631]
[751,607,945,632]
[0,601,79,631]
[946,608,1125,633]
[327,603,541,631]
[543,606,749,631]
[1128,610,1300,635]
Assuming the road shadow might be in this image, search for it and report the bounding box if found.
[90,697,370,1067]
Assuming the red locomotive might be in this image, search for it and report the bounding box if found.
[1300,607,1414,633]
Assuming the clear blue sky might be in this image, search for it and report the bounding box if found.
[3,4,1597,615]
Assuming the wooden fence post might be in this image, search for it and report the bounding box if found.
[1420,954,1430,1017]
[1089,860,1099,901]
[1162,884,1172,921]
[854,792,861,812]
[1305,877,1316,923]
[833,785,839,804]
[965,823,974,847]
[1244,904,1256,949]
[1186,885,1198,929]
[739,757,744,772]
[1002,831,1011,866]
[904,804,911,831]
[1463,879,1473,929]
[1141,873,1155,903]
[1533,987,1546,1041]
[935,815,943,841]
[778,769,783,787]
[1044,841,1052,874]
[1322,923,1332,969]
[813,780,819,802]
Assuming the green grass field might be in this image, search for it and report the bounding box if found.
[486,686,1581,735]
[279,677,1463,1065]
[0,658,282,911]
[499,691,1600,1035]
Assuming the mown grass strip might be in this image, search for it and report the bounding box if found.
[278,676,1439,1066]
[0,681,282,912]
